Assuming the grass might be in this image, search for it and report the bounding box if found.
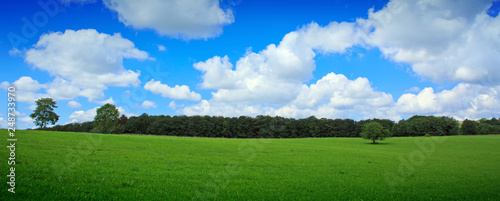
[1,130,499,200]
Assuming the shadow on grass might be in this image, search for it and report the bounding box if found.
[363,142,392,145]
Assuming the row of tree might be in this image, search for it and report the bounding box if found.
[28,99,500,138]
[40,103,500,138]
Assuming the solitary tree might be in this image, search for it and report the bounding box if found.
[94,103,120,133]
[360,122,391,144]
[30,98,60,129]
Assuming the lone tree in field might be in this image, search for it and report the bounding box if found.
[30,98,60,129]
[94,103,120,133]
[360,122,391,144]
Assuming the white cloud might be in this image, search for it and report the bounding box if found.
[1,77,49,102]
[25,29,150,101]
[0,117,8,129]
[157,45,166,51]
[28,105,37,110]
[184,73,398,120]
[193,22,362,105]
[182,100,270,117]
[168,101,184,110]
[46,77,87,100]
[96,97,115,105]
[117,106,136,118]
[140,100,157,109]
[396,83,500,120]
[0,81,9,90]
[144,79,201,101]
[184,0,500,121]
[359,0,500,85]
[19,116,34,123]
[67,101,82,108]
[103,0,235,39]
[69,107,97,122]
[8,48,22,56]
[407,87,420,93]
[11,76,45,92]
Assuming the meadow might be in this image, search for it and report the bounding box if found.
[1,129,499,200]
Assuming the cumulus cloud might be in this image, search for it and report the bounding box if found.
[292,73,393,109]
[359,0,500,85]
[140,100,157,109]
[24,29,150,101]
[186,21,397,120]
[69,107,97,122]
[19,116,34,123]
[193,22,363,105]
[184,73,398,120]
[144,79,201,101]
[11,76,45,92]
[183,0,500,121]
[104,0,234,39]
[182,100,270,117]
[67,101,82,108]
[396,84,500,120]
[1,76,49,102]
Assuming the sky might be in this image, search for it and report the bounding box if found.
[1,0,500,129]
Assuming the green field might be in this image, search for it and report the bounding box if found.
[1,130,499,200]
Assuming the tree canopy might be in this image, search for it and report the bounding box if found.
[30,98,59,129]
[360,122,391,144]
[94,103,120,133]
[41,114,499,138]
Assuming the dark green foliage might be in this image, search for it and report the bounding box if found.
[460,119,478,135]
[43,113,500,138]
[360,122,391,143]
[46,121,94,132]
[30,98,60,129]
[356,118,394,137]
[390,115,459,137]
[94,103,120,133]
[476,117,500,134]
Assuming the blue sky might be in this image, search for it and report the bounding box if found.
[1,0,500,129]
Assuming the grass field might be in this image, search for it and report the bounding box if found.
[1,130,499,200]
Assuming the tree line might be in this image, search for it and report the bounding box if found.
[41,111,500,138]
[29,99,500,138]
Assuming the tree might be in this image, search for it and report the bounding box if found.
[30,98,59,129]
[360,122,391,144]
[460,119,478,135]
[94,103,120,133]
